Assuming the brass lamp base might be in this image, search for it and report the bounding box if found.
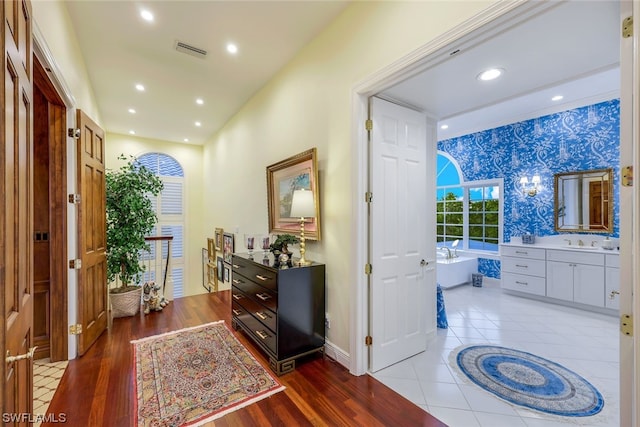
[297,217,312,266]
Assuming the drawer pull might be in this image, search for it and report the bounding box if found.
[232,264,240,269]
[232,294,244,300]
[232,279,242,284]
[255,330,269,340]
[515,281,528,286]
[232,309,242,316]
[255,274,269,281]
[515,251,528,255]
[256,293,272,301]
[515,264,528,268]
[255,311,268,320]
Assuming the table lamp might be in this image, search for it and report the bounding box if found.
[290,189,315,266]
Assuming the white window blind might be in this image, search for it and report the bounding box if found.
[136,153,185,298]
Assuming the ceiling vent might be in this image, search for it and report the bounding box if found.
[175,40,207,59]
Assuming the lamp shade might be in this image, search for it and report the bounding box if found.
[290,189,315,218]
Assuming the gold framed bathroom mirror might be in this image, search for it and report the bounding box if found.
[554,168,613,233]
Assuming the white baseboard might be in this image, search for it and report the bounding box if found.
[324,339,350,369]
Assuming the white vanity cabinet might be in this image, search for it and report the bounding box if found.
[605,254,620,310]
[500,243,618,313]
[500,246,546,296]
[546,250,605,307]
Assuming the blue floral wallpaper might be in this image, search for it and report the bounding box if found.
[438,99,620,278]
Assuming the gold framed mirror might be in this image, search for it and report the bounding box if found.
[554,168,613,233]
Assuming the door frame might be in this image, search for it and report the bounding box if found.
[33,24,79,360]
[349,8,637,425]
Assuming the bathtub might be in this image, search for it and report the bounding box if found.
[437,256,478,289]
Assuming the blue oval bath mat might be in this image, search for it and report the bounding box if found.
[455,345,604,417]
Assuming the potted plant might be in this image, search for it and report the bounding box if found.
[269,234,299,267]
[106,155,163,317]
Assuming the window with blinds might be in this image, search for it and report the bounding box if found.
[136,153,185,298]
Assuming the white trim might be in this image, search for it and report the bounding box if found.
[350,0,562,376]
[32,21,76,108]
[323,340,350,369]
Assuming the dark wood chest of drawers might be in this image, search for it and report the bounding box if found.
[231,253,325,375]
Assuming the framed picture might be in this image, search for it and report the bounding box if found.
[223,232,235,264]
[224,266,230,283]
[201,248,208,290]
[266,147,321,240]
[216,256,224,282]
[214,228,224,251]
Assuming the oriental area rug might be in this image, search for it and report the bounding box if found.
[132,320,284,426]
[452,345,604,418]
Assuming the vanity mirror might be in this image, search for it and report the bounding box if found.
[554,168,613,233]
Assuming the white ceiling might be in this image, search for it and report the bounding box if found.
[379,0,620,140]
[63,1,621,146]
[64,1,351,145]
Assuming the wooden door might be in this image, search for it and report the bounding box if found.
[369,97,435,372]
[2,0,35,420]
[76,110,108,356]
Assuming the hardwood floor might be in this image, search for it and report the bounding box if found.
[43,291,446,426]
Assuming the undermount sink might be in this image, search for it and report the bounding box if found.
[563,245,599,250]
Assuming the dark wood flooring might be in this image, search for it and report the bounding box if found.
[43,290,447,426]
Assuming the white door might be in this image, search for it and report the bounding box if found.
[618,1,637,425]
[369,97,436,372]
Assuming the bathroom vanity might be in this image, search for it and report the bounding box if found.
[500,240,619,313]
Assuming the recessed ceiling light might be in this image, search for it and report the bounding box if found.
[226,43,238,54]
[477,68,503,81]
[196,98,204,105]
[195,121,201,127]
[129,130,136,135]
[128,108,136,114]
[135,84,145,92]
[183,138,189,143]
[440,124,449,130]
[551,95,564,101]
[140,10,154,22]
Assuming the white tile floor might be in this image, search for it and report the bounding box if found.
[371,280,619,427]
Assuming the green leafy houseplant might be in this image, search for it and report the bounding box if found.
[106,155,164,294]
[269,234,300,254]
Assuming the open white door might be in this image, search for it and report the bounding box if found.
[619,1,638,425]
[369,97,436,372]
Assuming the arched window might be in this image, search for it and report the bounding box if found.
[436,152,503,252]
[136,153,185,298]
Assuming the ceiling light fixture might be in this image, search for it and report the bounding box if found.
[135,84,145,92]
[477,68,503,81]
[226,43,238,54]
[440,124,449,130]
[183,138,189,143]
[196,98,204,105]
[140,10,154,22]
[551,95,564,101]
[195,121,201,127]
[128,108,136,114]
[129,130,136,135]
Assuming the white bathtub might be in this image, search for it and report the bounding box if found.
[437,256,478,289]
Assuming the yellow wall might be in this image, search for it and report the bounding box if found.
[106,133,206,297]
[203,1,495,353]
[32,0,101,122]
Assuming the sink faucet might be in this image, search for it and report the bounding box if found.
[563,239,572,246]
[578,239,584,247]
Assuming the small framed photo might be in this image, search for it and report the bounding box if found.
[214,228,224,251]
[223,232,235,264]
[224,266,230,283]
[216,257,224,281]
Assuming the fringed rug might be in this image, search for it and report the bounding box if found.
[132,320,285,426]
[452,345,604,418]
